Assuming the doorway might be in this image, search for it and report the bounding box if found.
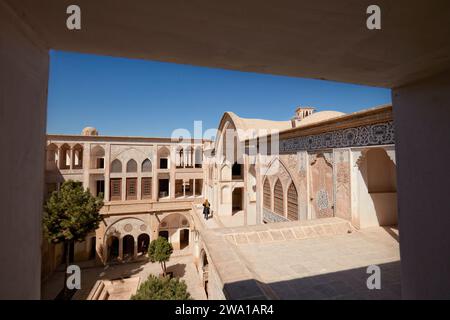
[122,235,135,260]
[180,229,189,249]
[137,234,150,255]
[159,179,169,198]
[159,230,169,240]
[232,187,243,212]
[108,236,119,261]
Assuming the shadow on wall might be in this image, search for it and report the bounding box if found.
[360,148,398,227]
[222,261,401,300]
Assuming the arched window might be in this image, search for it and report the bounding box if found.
[90,145,105,169]
[176,147,184,168]
[60,144,71,169]
[186,146,194,167]
[141,159,152,172]
[287,183,298,221]
[126,159,137,173]
[232,162,242,179]
[221,186,229,204]
[157,147,170,169]
[274,179,284,216]
[72,144,83,169]
[111,159,122,173]
[195,147,203,168]
[263,179,271,209]
[46,144,58,170]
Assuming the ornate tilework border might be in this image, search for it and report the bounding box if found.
[263,208,288,223]
[280,121,395,154]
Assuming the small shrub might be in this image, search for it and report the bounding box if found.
[131,275,191,300]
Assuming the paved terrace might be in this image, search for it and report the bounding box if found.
[42,254,206,300]
[194,207,401,300]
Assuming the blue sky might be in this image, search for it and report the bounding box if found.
[47,50,391,137]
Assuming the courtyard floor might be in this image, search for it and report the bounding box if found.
[232,226,401,299]
[197,210,401,300]
[41,254,206,300]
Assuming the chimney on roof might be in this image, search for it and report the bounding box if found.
[291,106,315,128]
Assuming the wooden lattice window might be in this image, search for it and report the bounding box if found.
[111,159,122,173]
[141,177,152,199]
[110,178,122,201]
[274,179,284,216]
[126,178,137,200]
[287,183,298,220]
[126,159,137,173]
[263,179,271,209]
[142,159,152,172]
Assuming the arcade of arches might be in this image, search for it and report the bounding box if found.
[258,147,397,228]
[101,213,192,263]
[207,105,397,230]
[42,105,399,300]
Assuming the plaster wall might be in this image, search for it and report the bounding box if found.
[392,71,450,299]
[0,2,49,299]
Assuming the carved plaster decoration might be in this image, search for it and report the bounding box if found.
[316,189,329,210]
[280,121,395,154]
[263,208,288,223]
[353,149,369,168]
[323,152,334,166]
[309,152,333,166]
[336,163,350,186]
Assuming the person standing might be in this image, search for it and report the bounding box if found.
[203,199,210,220]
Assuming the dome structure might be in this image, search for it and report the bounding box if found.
[81,127,98,136]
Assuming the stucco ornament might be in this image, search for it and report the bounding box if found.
[316,189,329,210]
[280,121,394,154]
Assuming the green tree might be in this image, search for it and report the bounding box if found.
[148,237,173,276]
[131,275,191,300]
[43,180,104,297]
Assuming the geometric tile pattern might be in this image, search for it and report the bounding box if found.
[280,121,395,154]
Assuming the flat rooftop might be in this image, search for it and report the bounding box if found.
[195,210,401,299]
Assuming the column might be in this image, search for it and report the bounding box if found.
[137,177,142,200]
[0,1,49,299]
[82,143,90,190]
[152,146,158,200]
[69,147,74,170]
[170,146,176,198]
[122,176,126,201]
[133,239,138,259]
[392,71,450,299]
[256,153,264,224]
[104,144,111,201]
[57,147,62,169]
[118,238,123,261]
